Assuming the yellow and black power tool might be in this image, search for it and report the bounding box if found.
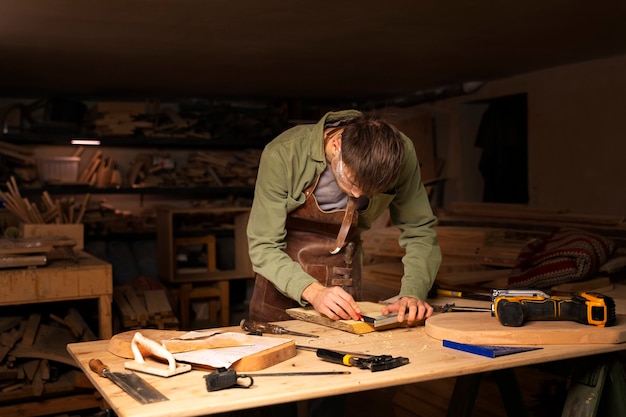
[491,289,616,327]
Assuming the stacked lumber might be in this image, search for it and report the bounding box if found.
[114,285,179,330]
[78,149,121,188]
[0,176,90,224]
[84,102,214,139]
[126,148,261,189]
[437,202,626,246]
[0,311,101,416]
[436,226,535,268]
[80,100,288,142]
[183,149,261,187]
[85,102,153,136]
[361,203,626,296]
[0,141,37,183]
[360,262,405,302]
[145,108,210,139]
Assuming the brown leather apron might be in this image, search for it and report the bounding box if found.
[249,182,362,322]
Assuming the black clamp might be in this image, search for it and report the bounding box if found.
[204,368,254,392]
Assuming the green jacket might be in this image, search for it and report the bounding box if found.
[247,110,441,304]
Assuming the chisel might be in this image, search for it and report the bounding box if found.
[89,358,169,404]
[240,319,319,338]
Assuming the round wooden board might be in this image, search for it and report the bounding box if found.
[108,329,186,358]
[425,312,626,345]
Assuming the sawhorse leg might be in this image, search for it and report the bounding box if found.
[561,353,626,417]
[447,369,528,417]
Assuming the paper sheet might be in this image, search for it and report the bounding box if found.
[171,332,290,368]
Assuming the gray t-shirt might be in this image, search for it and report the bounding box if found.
[314,164,348,211]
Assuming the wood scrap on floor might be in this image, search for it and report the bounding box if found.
[0,308,100,412]
[114,285,179,330]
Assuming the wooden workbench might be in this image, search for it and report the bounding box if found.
[67,318,626,417]
[0,251,113,339]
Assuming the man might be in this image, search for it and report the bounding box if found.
[247,109,441,325]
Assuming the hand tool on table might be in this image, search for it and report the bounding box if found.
[203,367,351,391]
[491,289,617,327]
[363,303,492,328]
[296,345,373,359]
[124,331,192,377]
[429,283,492,301]
[316,348,409,372]
[240,318,319,338]
[89,358,169,404]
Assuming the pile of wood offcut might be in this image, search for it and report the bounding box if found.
[0,310,102,416]
[113,285,179,330]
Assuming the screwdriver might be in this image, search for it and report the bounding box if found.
[240,319,319,338]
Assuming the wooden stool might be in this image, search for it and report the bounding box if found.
[174,235,230,328]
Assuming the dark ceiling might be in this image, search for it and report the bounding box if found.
[1,0,626,104]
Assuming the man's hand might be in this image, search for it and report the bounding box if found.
[381,296,433,324]
[302,282,361,321]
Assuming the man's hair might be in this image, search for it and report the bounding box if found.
[340,114,405,196]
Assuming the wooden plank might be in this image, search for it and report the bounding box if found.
[64,308,97,341]
[122,288,149,323]
[0,254,111,304]
[448,202,624,226]
[425,312,626,345]
[0,254,47,268]
[107,329,296,372]
[113,290,139,325]
[143,289,173,316]
[21,313,41,346]
[0,236,76,256]
[0,328,22,363]
[12,324,78,366]
[435,268,512,287]
[286,301,394,334]
[31,359,46,396]
[362,262,404,302]
[22,360,39,381]
[0,316,22,333]
[20,223,84,250]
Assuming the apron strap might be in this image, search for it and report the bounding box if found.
[330,197,357,254]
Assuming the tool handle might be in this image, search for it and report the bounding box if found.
[240,319,285,335]
[495,297,588,326]
[316,348,354,367]
[131,332,177,372]
[89,358,109,377]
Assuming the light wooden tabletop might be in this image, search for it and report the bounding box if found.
[67,317,626,417]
